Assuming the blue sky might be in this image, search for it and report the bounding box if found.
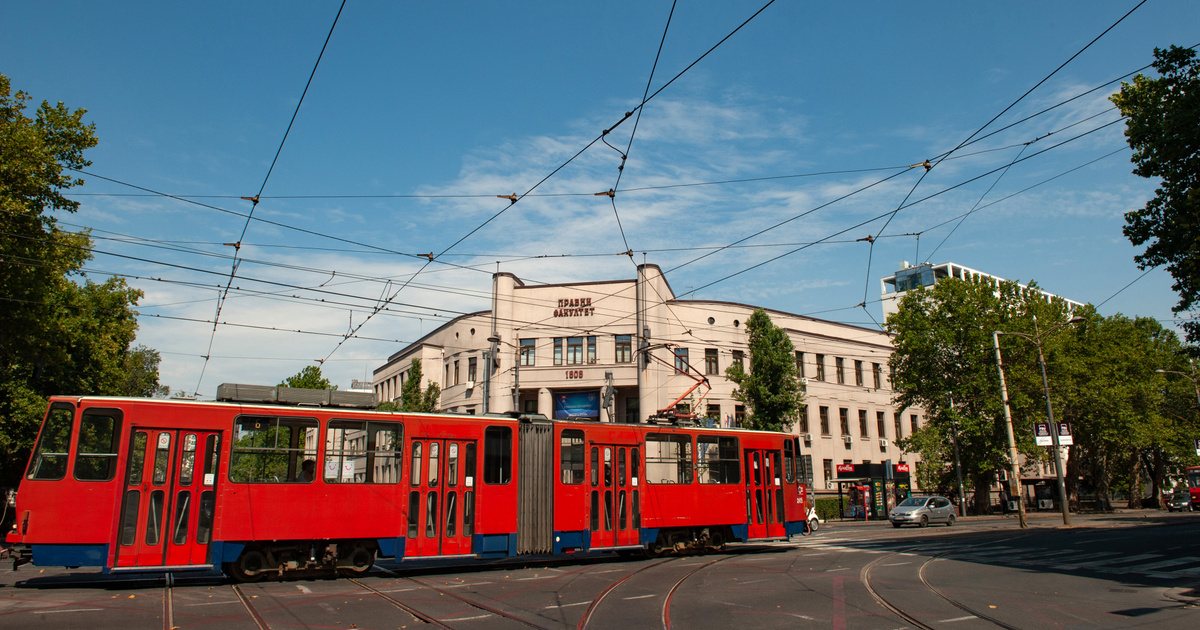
[4,1,1198,395]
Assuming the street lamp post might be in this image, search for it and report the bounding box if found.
[993,314,1084,527]
[1154,368,1200,406]
[487,334,520,413]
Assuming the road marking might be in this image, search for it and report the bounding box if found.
[295,584,311,593]
[1129,557,1200,573]
[375,587,422,593]
[318,602,336,614]
[32,609,103,615]
[517,575,551,581]
[443,614,492,621]
[544,601,591,609]
[880,562,911,566]
[939,615,977,623]
[184,600,240,607]
[1065,553,1159,570]
[623,594,656,600]
[825,567,851,572]
[1042,552,1122,569]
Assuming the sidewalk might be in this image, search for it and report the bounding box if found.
[819,507,1186,529]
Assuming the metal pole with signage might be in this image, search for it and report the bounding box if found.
[1033,316,1072,526]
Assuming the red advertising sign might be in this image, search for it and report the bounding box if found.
[836,464,855,474]
[895,463,910,473]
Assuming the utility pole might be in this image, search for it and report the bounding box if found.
[992,330,1027,528]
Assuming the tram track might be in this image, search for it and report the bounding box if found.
[861,535,1029,630]
[230,583,272,630]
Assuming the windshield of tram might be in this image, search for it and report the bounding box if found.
[1188,467,1200,491]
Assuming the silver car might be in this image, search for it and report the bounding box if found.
[889,495,956,527]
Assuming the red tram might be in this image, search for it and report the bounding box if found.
[6,384,810,580]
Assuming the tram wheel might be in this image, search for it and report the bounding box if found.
[230,549,268,583]
[337,543,375,577]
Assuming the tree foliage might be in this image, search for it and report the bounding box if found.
[1111,45,1200,342]
[279,365,337,390]
[888,274,1195,511]
[0,73,165,487]
[399,358,441,412]
[724,308,804,432]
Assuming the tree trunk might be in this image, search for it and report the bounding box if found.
[1126,451,1142,509]
[1095,453,1112,512]
[1151,447,1167,509]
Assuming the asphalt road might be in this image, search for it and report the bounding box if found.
[2,510,1197,629]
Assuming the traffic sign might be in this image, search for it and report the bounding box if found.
[1033,422,1053,446]
[1057,422,1073,446]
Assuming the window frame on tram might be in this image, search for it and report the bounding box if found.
[228,415,319,483]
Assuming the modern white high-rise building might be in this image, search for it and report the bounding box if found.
[879,261,1084,321]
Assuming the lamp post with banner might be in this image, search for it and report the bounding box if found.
[993,314,1084,527]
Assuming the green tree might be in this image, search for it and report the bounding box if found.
[279,365,337,390]
[119,345,171,398]
[724,308,804,432]
[1,73,164,487]
[400,358,441,412]
[1111,46,1200,343]
[887,276,1072,512]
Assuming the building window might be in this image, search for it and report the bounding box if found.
[586,336,597,364]
[819,406,830,435]
[554,338,564,365]
[911,414,919,434]
[454,360,460,385]
[567,337,583,365]
[798,405,809,433]
[894,415,903,440]
[467,357,477,383]
[444,363,450,387]
[855,360,864,386]
[520,339,536,366]
[836,358,845,384]
[732,350,744,368]
[674,347,689,373]
[873,363,882,389]
[734,405,746,427]
[706,404,720,424]
[705,348,719,375]
[615,335,632,363]
[858,409,868,437]
[839,408,850,435]
[795,351,805,378]
[877,411,886,439]
[823,459,833,489]
[815,354,825,381]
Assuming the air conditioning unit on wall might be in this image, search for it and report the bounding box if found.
[879,439,888,448]
[465,381,475,390]
[843,435,852,444]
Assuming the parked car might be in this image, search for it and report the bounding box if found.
[1166,491,1192,512]
[889,495,956,527]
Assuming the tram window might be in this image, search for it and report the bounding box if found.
[325,420,403,484]
[179,434,197,486]
[618,490,627,530]
[201,435,220,486]
[696,436,740,484]
[446,492,458,537]
[229,416,319,483]
[407,491,420,538]
[462,490,474,537]
[428,442,440,487]
[590,491,599,532]
[27,404,74,480]
[560,429,585,484]
[196,490,215,545]
[127,431,148,485]
[146,489,165,545]
[464,443,476,487]
[775,488,785,523]
[784,439,796,483]
[631,448,640,485]
[120,491,140,546]
[172,490,191,545]
[590,447,599,486]
[618,449,626,487]
[604,490,613,531]
[447,443,459,487]
[771,451,783,485]
[645,434,693,484]
[152,433,171,485]
[75,409,122,481]
[483,426,512,484]
[426,492,439,537]
[411,442,422,487]
[604,448,612,486]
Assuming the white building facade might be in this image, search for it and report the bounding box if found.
[880,261,1084,322]
[373,265,924,495]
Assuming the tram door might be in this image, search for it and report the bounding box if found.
[743,449,786,540]
[116,428,222,567]
[407,439,476,557]
[589,444,639,548]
